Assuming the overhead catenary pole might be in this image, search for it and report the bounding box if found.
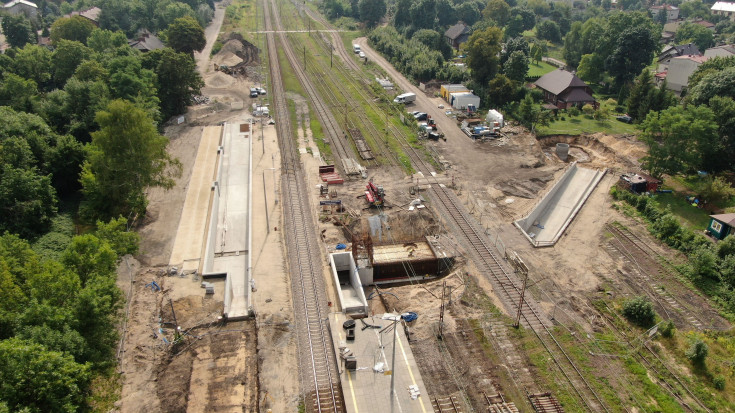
[390,315,399,405]
[263,171,270,234]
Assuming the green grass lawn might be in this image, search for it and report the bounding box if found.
[537,114,638,136]
[653,192,713,229]
[528,61,557,77]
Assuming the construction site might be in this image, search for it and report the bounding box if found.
[115,0,734,412]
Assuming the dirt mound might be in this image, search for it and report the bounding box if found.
[220,32,259,66]
[206,71,234,88]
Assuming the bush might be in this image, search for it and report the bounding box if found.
[622,296,656,327]
[568,106,581,116]
[211,40,223,56]
[686,338,708,365]
[659,320,675,338]
[582,103,594,117]
[713,375,726,390]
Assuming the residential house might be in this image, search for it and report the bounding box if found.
[692,19,716,31]
[704,44,735,58]
[657,43,701,72]
[444,22,470,50]
[661,21,683,44]
[128,30,164,52]
[533,69,597,109]
[712,1,735,21]
[665,54,709,93]
[63,6,102,27]
[707,213,735,240]
[650,4,679,22]
[2,0,37,19]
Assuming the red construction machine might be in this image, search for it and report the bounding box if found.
[364,181,385,207]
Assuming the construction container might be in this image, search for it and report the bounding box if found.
[440,84,469,100]
[450,92,481,110]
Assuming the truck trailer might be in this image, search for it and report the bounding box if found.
[393,92,416,104]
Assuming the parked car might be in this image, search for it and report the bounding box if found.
[258,87,267,95]
[359,51,366,59]
[414,112,428,121]
[616,115,632,123]
[409,110,420,116]
[249,88,259,98]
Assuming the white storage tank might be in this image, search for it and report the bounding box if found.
[485,109,504,128]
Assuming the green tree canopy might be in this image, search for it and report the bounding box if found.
[604,25,659,86]
[80,99,181,220]
[52,40,92,86]
[563,21,584,69]
[675,22,715,51]
[50,16,97,45]
[0,14,35,49]
[163,16,206,55]
[688,66,735,105]
[639,105,719,175]
[358,0,387,27]
[465,26,503,84]
[142,48,204,120]
[12,44,52,87]
[503,50,528,81]
[482,0,511,25]
[536,20,561,42]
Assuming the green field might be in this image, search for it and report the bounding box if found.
[528,61,557,77]
[653,192,713,229]
[537,115,638,136]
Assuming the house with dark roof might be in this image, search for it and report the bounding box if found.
[533,69,597,110]
[657,43,701,72]
[444,22,470,50]
[128,30,164,52]
[63,6,102,27]
[708,213,735,240]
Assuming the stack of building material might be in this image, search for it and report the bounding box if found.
[319,165,344,184]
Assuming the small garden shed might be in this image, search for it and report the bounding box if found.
[707,213,735,240]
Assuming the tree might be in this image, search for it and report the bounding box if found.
[563,21,584,69]
[50,16,97,45]
[158,2,197,29]
[622,296,656,327]
[80,99,181,220]
[627,69,654,121]
[142,48,204,120]
[0,338,90,412]
[435,0,457,26]
[536,20,561,43]
[517,94,549,132]
[605,26,659,86]
[576,53,604,84]
[510,6,535,30]
[0,14,35,48]
[0,165,57,238]
[488,74,515,106]
[698,176,735,208]
[505,15,525,38]
[679,0,711,19]
[503,50,528,81]
[688,56,735,91]
[359,0,387,27]
[12,44,53,87]
[52,40,92,86]
[409,0,437,30]
[97,0,134,34]
[456,1,481,26]
[465,26,503,84]
[501,36,529,65]
[95,217,140,256]
[708,96,735,171]
[639,105,719,175]
[393,0,412,27]
[675,22,715,51]
[688,66,735,105]
[87,28,128,53]
[164,16,206,55]
[106,55,160,121]
[0,73,38,112]
[483,0,511,25]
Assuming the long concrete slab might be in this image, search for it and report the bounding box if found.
[330,313,430,413]
[169,126,223,269]
[515,163,606,247]
[214,122,252,319]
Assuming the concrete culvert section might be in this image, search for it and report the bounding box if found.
[514,162,607,246]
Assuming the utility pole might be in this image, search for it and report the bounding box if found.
[439,280,446,338]
[509,251,529,328]
[303,46,306,70]
[390,314,399,403]
[263,171,270,234]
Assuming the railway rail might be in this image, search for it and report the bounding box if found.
[605,223,718,331]
[263,0,344,411]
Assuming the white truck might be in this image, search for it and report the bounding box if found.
[353,44,361,54]
[393,92,416,104]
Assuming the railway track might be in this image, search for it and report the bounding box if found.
[431,395,464,413]
[263,0,344,411]
[267,0,362,178]
[605,223,715,331]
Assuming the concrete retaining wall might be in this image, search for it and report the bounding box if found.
[515,162,606,247]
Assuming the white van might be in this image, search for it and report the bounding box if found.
[353,44,361,54]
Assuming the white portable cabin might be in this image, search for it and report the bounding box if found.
[450,92,481,110]
[486,109,504,128]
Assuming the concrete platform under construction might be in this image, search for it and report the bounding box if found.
[212,122,252,319]
[515,162,606,247]
[330,312,430,413]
